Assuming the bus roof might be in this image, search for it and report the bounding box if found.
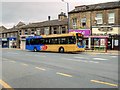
[26,32,83,39]
[26,36,42,39]
[41,32,82,38]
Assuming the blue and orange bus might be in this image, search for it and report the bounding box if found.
[26,32,85,52]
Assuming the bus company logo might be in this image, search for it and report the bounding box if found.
[41,45,47,50]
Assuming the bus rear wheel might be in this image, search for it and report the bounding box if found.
[59,47,64,53]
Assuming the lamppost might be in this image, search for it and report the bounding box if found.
[62,0,70,33]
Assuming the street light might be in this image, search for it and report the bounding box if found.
[62,0,70,33]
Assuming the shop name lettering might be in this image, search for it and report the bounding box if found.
[79,31,85,34]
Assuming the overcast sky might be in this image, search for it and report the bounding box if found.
[0,0,118,28]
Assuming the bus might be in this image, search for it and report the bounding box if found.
[26,32,85,52]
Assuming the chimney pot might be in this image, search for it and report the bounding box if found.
[48,16,50,21]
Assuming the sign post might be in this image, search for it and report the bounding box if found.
[105,37,108,53]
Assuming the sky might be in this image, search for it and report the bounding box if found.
[0,0,118,28]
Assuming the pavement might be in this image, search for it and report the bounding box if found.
[85,50,119,55]
[3,48,119,55]
[1,48,119,88]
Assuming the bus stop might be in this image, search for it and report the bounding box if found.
[85,35,109,52]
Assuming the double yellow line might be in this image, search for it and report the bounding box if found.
[0,79,14,90]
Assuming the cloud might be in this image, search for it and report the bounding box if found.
[2,2,67,28]
[1,0,118,28]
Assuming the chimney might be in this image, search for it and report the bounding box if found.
[48,16,50,21]
[58,12,67,21]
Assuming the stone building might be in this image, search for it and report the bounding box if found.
[0,26,7,38]
[69,1,120,50]
[18,12,68,50]
[1,22,25,48]
[19,12,68,35]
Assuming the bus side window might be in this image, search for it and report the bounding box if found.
[45,38,50,44]
[26,39,30,45]
[54,38,59,44]
[60,37,68,44]
[30,39,35,45]
[39,38,44,44]
[68,36,76,44]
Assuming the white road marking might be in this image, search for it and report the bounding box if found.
[34,55,46,57]
[62,58,99,64]
[74,56,84,59]
[66,58,88,62]
[89,61,99,63]
[21,63,28,66]
[93,58,108,60]
[9,61,16,63]
[2,58,9,61]
[25,54,31,56]
[111,56,117,58]
[35,67,46,71]
[7,52,18,55]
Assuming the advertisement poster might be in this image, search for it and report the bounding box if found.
[100,39,105,46]
[114,40,118,46]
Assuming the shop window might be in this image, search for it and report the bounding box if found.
[94,38,100,46]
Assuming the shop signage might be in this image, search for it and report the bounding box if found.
[2,38,7,41]
[69,29,91,36]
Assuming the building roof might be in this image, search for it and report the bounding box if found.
[69,1,120,14]
[2,22,26,33]
[0,26,7,33]
[20,19,68,29]
[16,21,25,27]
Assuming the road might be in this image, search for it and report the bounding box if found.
[0,48,119,89]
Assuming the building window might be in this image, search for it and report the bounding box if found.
[7,33,9,37]
[96,13,103,24]
[53,27,57,34]
[25,30,28,35]
[19,30,22,35]
[108,13,115,24]
[61,27,66,34]
[4,34,6,37]
[9,33,11,37]
[81,18,86,27]
[44,27,49,35]
[72,18,77,29]
[31,29,35,35]
[15,32,18,36]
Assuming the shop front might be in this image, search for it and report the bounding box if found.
[90,36,109,52]
[92,26,119,50]
[20,35,34,50]
[109,34,120,50]
[1,38,9,48]
[7,37,17,48]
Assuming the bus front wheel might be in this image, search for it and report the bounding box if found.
[34,47,37,52]
[59,47,64,53]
